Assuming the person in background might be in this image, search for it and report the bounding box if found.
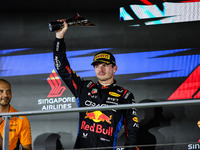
[0,79,32,150]
[53,20,139,150]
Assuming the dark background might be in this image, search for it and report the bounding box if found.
[0,0,200,149]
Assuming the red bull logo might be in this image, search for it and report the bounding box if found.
[81,121,113,136]
[85,111,112,124]
[101,85,109,89]
[83,111,113,136]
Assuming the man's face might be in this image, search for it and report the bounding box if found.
[0,81,12,106]
[94,63,117,84]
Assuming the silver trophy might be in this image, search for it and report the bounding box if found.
[49,14,95,32]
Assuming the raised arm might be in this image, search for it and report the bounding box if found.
[53,19,84,98]
[56,19,68,39]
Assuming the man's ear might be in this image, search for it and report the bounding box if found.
[113,65,118,73]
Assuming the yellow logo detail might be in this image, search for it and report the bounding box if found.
[197,120,200,128]
[133,117,138,123]
[73,70,79,77]
[109,92,121,97]
[85,111,112,124]
[94,53,110,60]
[47,69,60,80]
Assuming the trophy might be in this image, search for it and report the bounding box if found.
[49,13,95,32]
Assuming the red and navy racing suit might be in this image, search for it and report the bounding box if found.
[53,38,139,150]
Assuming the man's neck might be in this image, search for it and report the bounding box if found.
[0,105,10,113]
[98,79,114,85]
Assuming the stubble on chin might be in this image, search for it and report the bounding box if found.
[0,99,10,107]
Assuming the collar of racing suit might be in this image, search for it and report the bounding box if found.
[97,79,117,89]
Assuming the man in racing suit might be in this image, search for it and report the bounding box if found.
[53,20,139,150]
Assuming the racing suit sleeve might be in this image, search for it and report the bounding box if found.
[123,91,140,150]
[53,38,82,98]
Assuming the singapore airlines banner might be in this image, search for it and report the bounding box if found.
[38,70,76,111]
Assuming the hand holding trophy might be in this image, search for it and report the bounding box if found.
[49,13,95,32]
